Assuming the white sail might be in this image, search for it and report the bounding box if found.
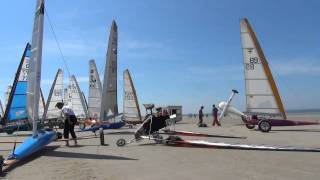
[43,69,64,120]
[123,69,142,123]
[67,75,88,118]
[100,20,118,120]
[27,0,45,135]
[4,85,12,112]
[88,59,102,118]
[38,89,45,119]
[240,18,286,119]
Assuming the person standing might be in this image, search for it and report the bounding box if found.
[198,106,204,125]
[212,104,221,126]
[61,105,78,146]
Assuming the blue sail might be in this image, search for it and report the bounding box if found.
[2,43,31,124]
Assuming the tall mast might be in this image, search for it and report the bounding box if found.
[27,0,45,136]
[100,20,118,120]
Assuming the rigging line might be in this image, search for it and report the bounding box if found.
[44,7,71,77]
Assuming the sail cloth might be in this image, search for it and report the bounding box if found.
[42,69,64,120]
[88,59,102,119]
[65,75,88,118]
[123,69,142,123]
[1,44,31,125]
[1,43,46,126]
[240,18,286,119]
[0,100,4,117]
[38,89,46,119]
[100,20,118,120]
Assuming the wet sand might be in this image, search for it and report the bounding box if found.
[1,112,320,180]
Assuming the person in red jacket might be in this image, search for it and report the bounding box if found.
[212,104,221,126]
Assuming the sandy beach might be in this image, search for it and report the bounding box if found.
[1,112,320,180]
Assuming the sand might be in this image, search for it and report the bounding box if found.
[1,112,320,180]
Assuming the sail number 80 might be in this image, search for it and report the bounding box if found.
[246,57,259,70]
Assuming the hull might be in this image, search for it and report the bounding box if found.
[162,130,246,139]
[248,118,320,126]
[7,130,57,160]
[81,121,125,132]
[170,139,320,152]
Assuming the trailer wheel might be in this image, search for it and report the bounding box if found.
[116,138,126,147]
[99,129,105,145]
[258,120,271,132]
[245,124,255,129]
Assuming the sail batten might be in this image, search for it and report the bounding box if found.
[100,20,118,120]
[240,18,286,119]
[123,69,142,123]
[88,59,102,118]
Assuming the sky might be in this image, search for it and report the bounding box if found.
[0,0,320,114]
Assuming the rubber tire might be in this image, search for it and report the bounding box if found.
[258,120,271,133]
[6,129,14,135]
[116,138,126,147]
[58,122,64,129]
[245,124,255,129]
[99,129,105,145]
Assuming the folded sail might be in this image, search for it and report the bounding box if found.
[240,18,286,119]
[100,20,118,120]
[88,59,102,118]
[123,69,142,123]
[66,75,88,118]
[43,69,64,120]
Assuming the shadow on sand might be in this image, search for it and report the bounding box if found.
[1,145,60,176]
[43,151,138,160]
[1,145,138,177]
[105,131,135,135]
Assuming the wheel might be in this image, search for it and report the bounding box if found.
[245,123,255,129]
[56,132,63,139]
[258,120,271,132]
[58,122,64,129]
[116,138,126,147]
[6,129,14,135]
[99,129,105,145]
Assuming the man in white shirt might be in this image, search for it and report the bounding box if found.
[56,103,78,146]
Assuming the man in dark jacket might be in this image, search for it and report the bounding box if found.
[198,106,204,125]
[212,104,221,126]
